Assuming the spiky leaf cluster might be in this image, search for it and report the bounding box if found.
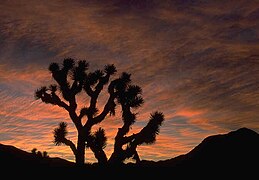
[53,122,68,146]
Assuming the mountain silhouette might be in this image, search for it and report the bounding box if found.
[0,143,73,167]
[1,127,258,177]
[186,127,259,166]
[136,127,259,176]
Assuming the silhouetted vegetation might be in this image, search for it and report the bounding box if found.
[31,148,49,158]
[35,58,164,166]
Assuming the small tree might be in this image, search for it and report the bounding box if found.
[35,58,164,165]
[31,148,37,155]
[31,148,49,158]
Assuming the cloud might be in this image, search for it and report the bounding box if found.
[0,0,258,163]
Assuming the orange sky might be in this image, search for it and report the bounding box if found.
[0,0,259,163]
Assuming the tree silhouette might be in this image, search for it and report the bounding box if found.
[35,58,164,166]
[108,75,164,164]
[31,148,37,155]
[31,148,49,158]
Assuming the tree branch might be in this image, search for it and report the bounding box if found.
[35,87,69,111]
[78,107,87,120]
[71,80,82,95]
[91,94,116,125]
[83,83,94,97]
[121,133,136,145]
[51,91,70,110]
[62,138,77,156]
[88,74,110,118]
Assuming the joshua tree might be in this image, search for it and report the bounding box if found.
[35,58,164,166]
[42,151,49,158]
[31,148,37,155]
[108,76,164,165]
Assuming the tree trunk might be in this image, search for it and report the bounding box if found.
[108,143,124,165]
[93,150,108,165]
[108,128,126,164]
[75,134,85,166]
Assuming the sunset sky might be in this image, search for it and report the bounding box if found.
[0,0,259,163]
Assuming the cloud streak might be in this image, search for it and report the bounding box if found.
[0,0,258,163]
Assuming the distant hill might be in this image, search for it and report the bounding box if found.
[0,143,73,168]
[139,127,259,171]
[1,127,258,177]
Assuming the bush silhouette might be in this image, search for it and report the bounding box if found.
[31,148,49,158]
[35,58,164,166]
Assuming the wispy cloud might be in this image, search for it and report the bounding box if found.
[0,0,258,162]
